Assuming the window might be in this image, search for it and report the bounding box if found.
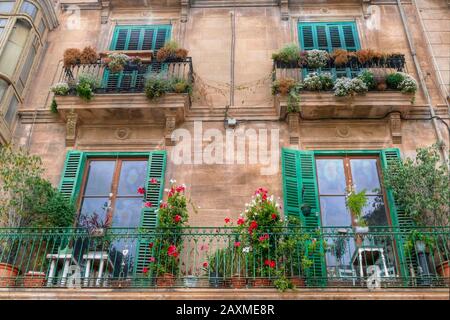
[59,151,167,275]
[18,41,36,89]
[0,20,31,77]
[298,21,360,78]
[0,18,7,36]
[104,25,171,91]
[4,94,18,125]
[0,78,8,103]
[19,1,38,20]
[37,19,45,35]
[0,1,15,14]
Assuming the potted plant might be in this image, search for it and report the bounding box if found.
[346,187,369,245]
[206,249,225,288]
[63,48,82,68]
[383,144,449,280]
[156,41,189,63]
[271,43,301,68]
[104,53,130,73]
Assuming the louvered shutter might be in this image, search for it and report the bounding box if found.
[297,151,327,287]
[282,149,302,222]
[135,151,167,275]
[59,151,85,203]
[381,148,417,285]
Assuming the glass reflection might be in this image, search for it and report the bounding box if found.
[117,161,147,196]
[84,161,115,195]
[320,196,351,227]
[350,159,381,194]
[317,159,346,195]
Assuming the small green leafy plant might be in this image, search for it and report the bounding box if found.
[346,187,368,227]
[76,73,99,101]
[272,43,300,64]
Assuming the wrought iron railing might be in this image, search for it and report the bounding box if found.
[273,56,407,82]
[60,58,193,94]
[0,226,448,289]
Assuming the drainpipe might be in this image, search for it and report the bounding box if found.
[230,10,236,107]
[396,0,449,166]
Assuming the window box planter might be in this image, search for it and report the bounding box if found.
[250,278,272,288]
[229,275,247,289]
[0,262,19,287]
[209,271,222,288]
[99,50,153,63]
[183,275,198,288]
[289,277,305,288]
[156,273,176,287]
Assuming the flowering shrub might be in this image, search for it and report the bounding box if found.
[333,77,368,97]
[144,181,196,277]
[303,72,333,91]
[105,53,130,73]
[305,50,329,69]
[398,74,418,94]
[50,82,70,96]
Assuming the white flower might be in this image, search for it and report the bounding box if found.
[164,189,169,192]
[169,179,176,184]
[242,247,251,253]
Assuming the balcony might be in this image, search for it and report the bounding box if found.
[53,56,194,146]
[0,227,448,292]
[273,56,415,121]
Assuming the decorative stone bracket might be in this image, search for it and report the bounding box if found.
[287,112,300,145]
[280,0,289,21]
[164,109,178,146]
[389,112,402,144]
[362,0,372,19]
[101,1,110,24]
[181,0,189,23]
[66,109,78,147]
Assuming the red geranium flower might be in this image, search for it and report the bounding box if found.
[237,217,245,225]
[143,267,149,274]
[150,178,158,184]
[259,234,269,242]
[149,242,154,248]
[168,187,175,198]
[137,187,145,194]
[264,259,276,268]
[248,220,258,234]
[144,201,152,207]
[172,252,179,258]
[271,213,278,220]
[174,215,182,223]
[234,241,241,247]
[176,185,186,193]
[160,202,167,209]
[167,245,177,256]
[203,262,208,268]
[224,217,230,224]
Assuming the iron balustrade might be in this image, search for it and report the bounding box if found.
[61,58,194,94]
[0,226,448,289]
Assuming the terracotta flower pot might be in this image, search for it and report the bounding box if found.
[230,276,247,289]
[0,263,19,287]
[156,273,175,287]
[251,278,271,288]
[436,260,450,282]
[289,277,305,287]
[23,272,46,288]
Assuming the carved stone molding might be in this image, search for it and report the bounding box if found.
[101,1,111,24]
[66,110,78,147]
[181,0,189,23]
[280,0,289,21]
[287,112,299,145]
[389,112,402,144]
[165,110,178,146]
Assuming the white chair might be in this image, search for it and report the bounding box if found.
[338,266,357,285]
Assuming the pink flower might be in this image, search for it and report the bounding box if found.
[149,257,156,263]
[259,234,269,242]
[137,187,145,195]
[224,217,230,224]
[176,185,186,193]
[234,241,241,247]
[255,187,268,196]
[143,267,149,273]
[168,187,175,198]
[160,202,167,209]
[144,201,152,207]
[150,178,158,184]
[173,215,182,223]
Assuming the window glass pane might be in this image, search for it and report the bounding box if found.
[350,159,381,194]
[0,18,7,36]
[117,160,147,196]
[4,94,18,125]
[113,198,142,228]
[316,159,346,195]
[363,195,388,226]
[0,78,8,103]
[79,198,109,224]
[38,19,45,35]
[20,1,38,20]
[0,20,31,77]
[19,44,36,87]
[320,196,351,227]
[84,161,115,196]
[0,2,15,14]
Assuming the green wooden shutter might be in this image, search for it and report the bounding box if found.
[381,148,417,285]
[298,22,360,78]
[59,150,85,203]
[135,151,167,275]
[282,148,327,287]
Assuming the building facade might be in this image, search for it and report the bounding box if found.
[0,0,449,299]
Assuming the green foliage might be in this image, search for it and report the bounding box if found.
[346,188,368,227]
[171,78,192,95]
[76,73,99,101]
[357,70,376,90]
[272,44,300,63]
[383,144,449,227]
[50,99,58,113]
[386,72,405,89]
[145,76,192,100]
[403,230,436,256]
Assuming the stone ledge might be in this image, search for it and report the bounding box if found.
[276,91,414,120]
[0,288,448,300]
